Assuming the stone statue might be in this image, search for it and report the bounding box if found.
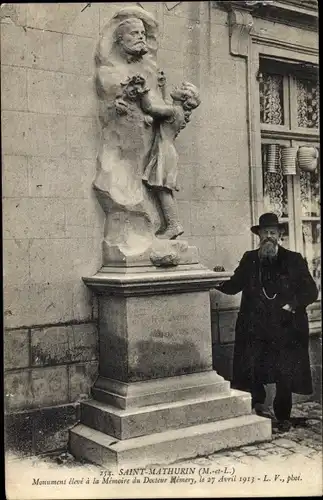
[93,6,200,267]
[142,81,201,239]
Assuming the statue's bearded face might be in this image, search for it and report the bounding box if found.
[117,19,148,56]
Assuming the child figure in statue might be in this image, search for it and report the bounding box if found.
[141,82,201,240]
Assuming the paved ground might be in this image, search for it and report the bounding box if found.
[207,400,322,465]
[5,401,323,498]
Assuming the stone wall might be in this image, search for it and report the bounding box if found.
[2,2,320,454]
[2,2,105,454]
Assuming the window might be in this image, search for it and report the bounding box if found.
[259,58,320,298]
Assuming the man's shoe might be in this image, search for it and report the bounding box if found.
[253,403,267,417]
[277,420,292,432]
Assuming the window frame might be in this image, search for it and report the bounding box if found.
[259,67,319,251]
[249,43,319,237]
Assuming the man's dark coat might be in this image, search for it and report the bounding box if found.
[219,246,318,395]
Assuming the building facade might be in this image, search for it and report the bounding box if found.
[2,1,320,455]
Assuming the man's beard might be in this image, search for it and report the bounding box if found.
[259,238,278,262]
[124,43,148,57]
[137,46,148,56]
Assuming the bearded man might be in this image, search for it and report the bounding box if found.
[215,213,318,432]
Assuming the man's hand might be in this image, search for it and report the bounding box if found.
[157,69,166,88]
[115,97,129,116]
[143,115,153,127]
[214,266,225,272]
[282,304,295,313]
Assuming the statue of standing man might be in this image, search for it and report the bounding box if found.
[93,6,200,266]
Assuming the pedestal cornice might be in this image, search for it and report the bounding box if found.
[83,267,231,296]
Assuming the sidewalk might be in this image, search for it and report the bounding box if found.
[206,400,322,466]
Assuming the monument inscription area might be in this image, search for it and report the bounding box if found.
[70,6,271,468]
[98,292,213,382]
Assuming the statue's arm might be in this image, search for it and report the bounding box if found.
[96,67,131,117]
[95,67,115,96]
[141,93,174,119]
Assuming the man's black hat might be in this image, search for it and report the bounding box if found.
[251,212,285,235]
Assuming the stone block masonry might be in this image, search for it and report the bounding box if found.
[4,321,98,455]
[5,403,81,455]
[4,323,98,410]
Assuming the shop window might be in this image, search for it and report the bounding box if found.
[260,73,284,125]
[296,77,320,128]
[259,59,320,298]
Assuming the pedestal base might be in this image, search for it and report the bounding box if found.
[69,382,271,468]
[79,388,254,439]
[71,267,271,468]
[70,411,271,468]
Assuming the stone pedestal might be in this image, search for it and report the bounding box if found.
[69,263,271,468]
